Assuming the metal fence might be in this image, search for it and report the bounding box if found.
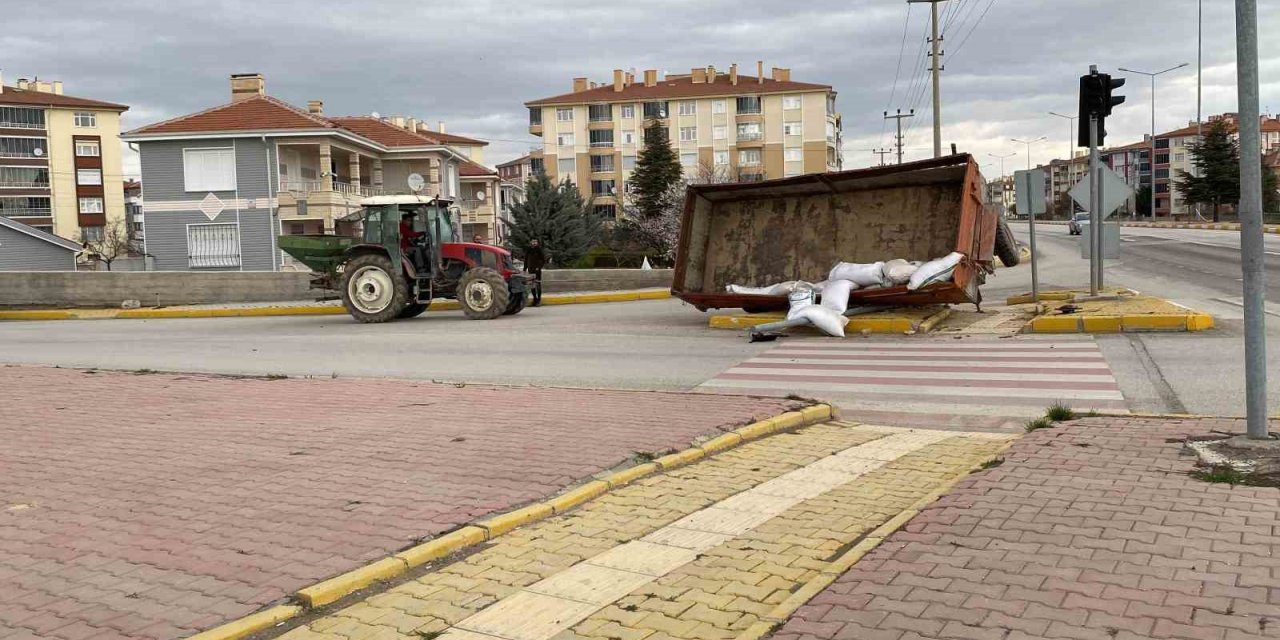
[187,223,241,268]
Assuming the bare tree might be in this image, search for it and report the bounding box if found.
[689,161,737,185]
[79,219,140,271]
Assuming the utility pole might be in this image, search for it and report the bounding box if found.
[1235,0,1268,439]
[1197,0,1205,220]
[987,152,1015,181]
[908,0,947,157]
[872,149,893,166]
[1119,63,1189,219]
[883,109,915,164]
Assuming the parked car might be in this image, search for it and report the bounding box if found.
[1068,212,1090,235]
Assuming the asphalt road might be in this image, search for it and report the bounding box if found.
[1009,222,1280,416]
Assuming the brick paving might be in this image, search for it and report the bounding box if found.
[0,365,798,640]
[773,416,1280,640]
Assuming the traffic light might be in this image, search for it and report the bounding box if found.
[1077,71,1126,147]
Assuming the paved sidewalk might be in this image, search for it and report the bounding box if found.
[773,416,1280,640]
[0,365,796,640]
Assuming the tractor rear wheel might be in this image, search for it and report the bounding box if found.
[459,267,510,320]
[340,253,408,323]
[398,302,429,319]
[994,219,1021,267]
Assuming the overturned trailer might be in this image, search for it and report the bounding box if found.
[672,155,1000,312]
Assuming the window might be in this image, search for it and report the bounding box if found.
[644,127,669,145]
[1155,183,1170,193]
[82,226,104,242]
[590,179,615,196]
[783,121,802,136]
[785,169,802,178]
[589,129,614,147]
[621,104,635,119]
[680,152,697,166]
[1174,153,1186,163]
[679,126,697,142]
[782,95,802,110]
[588,104,612,122]
[556,107,573,122]
[529,107,542,125]
[736,122,762,141]
[0,195,51,216]
[738,149,762,166]
[188,223,241,268]
[0,106,45,129]
[288,222,306,235]
[712,100,726,114]
[590,154,614,172]
[713,150,729,166]
[0,137,46,158]
[182,148,236,192]
[75,140,100,157]
[1155,168,1169,179]
[1155,198,1165,209]
[556,132,575,146]
[1155,154,1169,165]
[713,125,727,140]
[1155,138,1169,149]
[530,157,545,174]
[78,197,104,213]
[593,204,617,219]
[643,101,668,119]
[622,155,637,170]
[622,131,636,145]
[678,101,696,116]
[736,96,761,114]
[73,112,97,128]
[784,148,804,162]
[557,157,576,181]
[825,122,836,140]
[76,168,102,185]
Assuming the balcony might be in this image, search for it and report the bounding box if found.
[279,179,382,198]
[0,207,52,216]
[0,180,49,189]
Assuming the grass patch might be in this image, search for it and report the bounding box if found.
[979,457,1005,470]
[1190,465,1280,487]
[1025,418,1053,433]
[1045,402,1077,422]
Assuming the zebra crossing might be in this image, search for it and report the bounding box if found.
[698,337,1128,427]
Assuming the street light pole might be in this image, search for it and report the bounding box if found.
[1197,0,1205,220]
[1011,137,1046,172]
[1119,63,1190,219]
[1048,112,1078,165]
[987,152,1016,181]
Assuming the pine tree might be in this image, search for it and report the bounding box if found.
[1262,157,1279,213]
[505,173,600,266]
[629,120,684,219]
[1176,120,1239,222]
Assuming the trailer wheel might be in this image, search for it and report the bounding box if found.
[398,302,430,319]
[994,220,1021,267]
[503,291,527,316]
[340,253,408,323]
[459,267,511,320]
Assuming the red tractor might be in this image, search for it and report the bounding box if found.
[279,195,532,323]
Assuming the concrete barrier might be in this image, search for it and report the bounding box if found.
[0,269,673,308]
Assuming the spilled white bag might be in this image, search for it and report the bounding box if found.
[820,279,857,311]
[883,259,921,285]
[796,306,849,337]
[829,261,888,287]
[908,252,964,290]
[727,281,797,296]
[785,286,816,319]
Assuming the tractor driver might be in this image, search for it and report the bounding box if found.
[400,211,427,270]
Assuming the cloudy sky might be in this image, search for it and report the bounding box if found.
[8,0,1278,179]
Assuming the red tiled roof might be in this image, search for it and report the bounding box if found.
[496,154,532,168]
[526,74,831,106]
[126,95,335,135]
[459,159,497,177]
[326,116,435,147]
[422,130,487,146]
[0,85,128,111]
[1156,117,1280,140]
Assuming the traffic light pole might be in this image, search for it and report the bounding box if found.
[1089,115,1101,296]
[1235,0,1268,439]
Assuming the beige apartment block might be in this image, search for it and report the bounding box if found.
[524,62,842,218]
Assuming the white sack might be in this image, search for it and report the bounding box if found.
[829,261,888,287]
[820,279,857,311]
[907,252,964,291]
[883,259,921,285]
[785,286,816,320]
[727,281,797,296]
[797,305,849,337]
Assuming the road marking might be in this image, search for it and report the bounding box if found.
[439,430,953,640]
[1212,297,1280,318]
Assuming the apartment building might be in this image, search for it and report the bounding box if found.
[524,62,842,219]
[985,175,1014,213]
[1150,113,1280,217]
[0,75,129,243]
[123,74,499,270]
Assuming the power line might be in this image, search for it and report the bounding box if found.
[881,3,915,147]
[948,0,1000,62]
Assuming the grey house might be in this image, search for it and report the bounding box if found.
[121,74,483,272]
[0,215,81,271]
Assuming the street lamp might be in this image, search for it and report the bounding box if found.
[987,152,1016,179]
[1011,137,1047,171]
[1118,63,1190,219]
[1048,112,1077,166]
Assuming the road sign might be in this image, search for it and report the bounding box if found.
[1069,166,1133,219]
[1014,169,1046,216]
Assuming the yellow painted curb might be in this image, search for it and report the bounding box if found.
[544,481,611,515]
[653,448,705,470]
[0,310,77,321]
[296,557,409,608]
[916,308,952,334]
[1028,315,1081,333]
[184,605,304,640]
[392,526,487,569]
[476,503,554,538]
[1121,314,1189,331]
[698,432,744,455]
[601,462,661,489]
[1187,313,1215,331]
[1081,315,1123,333]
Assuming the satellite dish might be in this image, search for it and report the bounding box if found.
[407,173,425,192]
[371,111,381,119]
[476,191,485,201]
[32,148,43,157]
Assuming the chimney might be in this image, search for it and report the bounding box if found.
[34,80,53,93]
[643,69,657,87]
[707,66,716,84]
[691,68,706,84]
[52,81,63,95]
[417,122,432,132]
[307,100,324,115]
[0,70,4,94]
[613,69,624,92]
[771,67,791,82]
[625,71,635,85]
[590,81,598,89]
[729,64,738,86]
[573,77,588,92]
[437,121,446,133]
[391,115,405,128]
[406,117,419,131]
[230,73,265,102]
[757,61,764,84]
[16,78,29,90]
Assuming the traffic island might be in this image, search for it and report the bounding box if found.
[1011,288,1215,333]
[708,305,952,335]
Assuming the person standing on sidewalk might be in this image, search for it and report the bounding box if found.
[524,239,548,307]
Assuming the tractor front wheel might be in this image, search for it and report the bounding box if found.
[340,253,409,323]
[459,267,511,320]
[503,291,527,316]
[398,302,430,319]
